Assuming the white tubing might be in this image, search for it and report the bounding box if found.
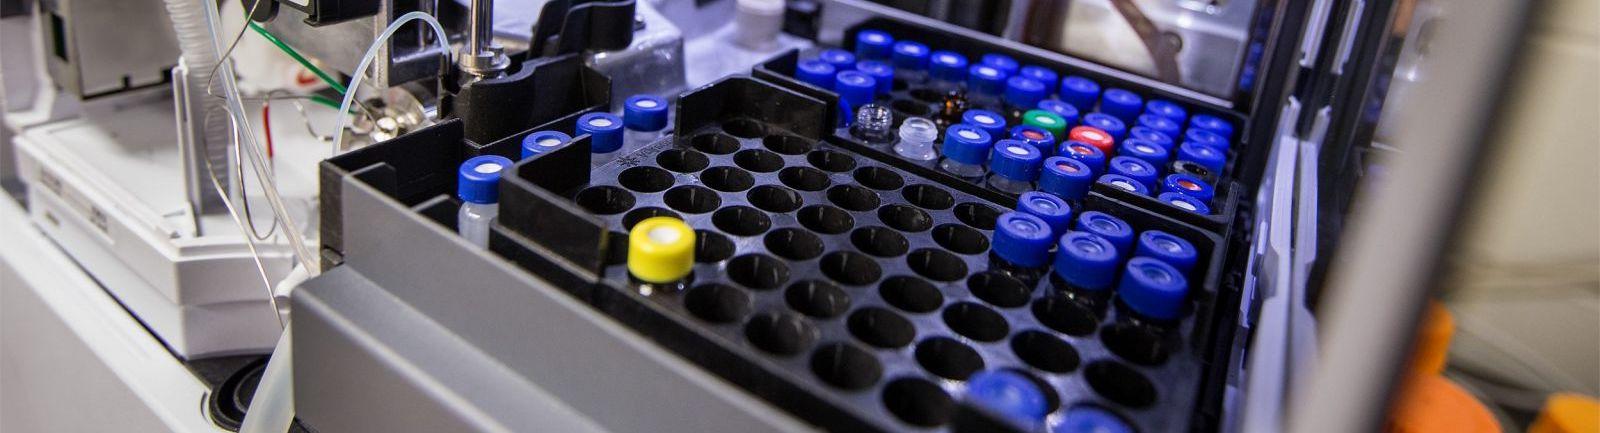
[237,323,294,433]
[331,12,452,155]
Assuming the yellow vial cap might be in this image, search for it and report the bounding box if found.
[627,217,695,283]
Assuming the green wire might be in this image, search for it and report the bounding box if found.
[248,22,349,95]
[309,94,341,110]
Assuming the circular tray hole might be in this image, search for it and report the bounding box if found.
[657,148,709,173]
[879,205,933,232]
[901,184,955,210]
[820,251,883,286]
[764,228,824,260]
[712,206,771,236]
[807,150,857,172]
[683,283,751,323]
[798,205,854,234]
[850,226,910,257]
[695,230,734,263]
[954,202,1004,230]
[827,185,881,212]
[664,185,721,214]
[907,249,967,282]
[785,280,850,318]
[968,271,1032,308]
[734,149,785,173]
[914,337,984,380]
[1085,361,1157,408]
[932,224,989,255]
[763,134,813,155]
[811,343,882,390]
[722,118,767,138]
[726,254,790,290]
[853,166,905,190]
[910,88,945,103]
[882,378,954,427]
[747,185,804,213]
[605,231,628,266]
[691,133,741,155]
[1031,295,1100,336]
[700,166,755,192]
[848,307,916,348]
[744,311,817,356]
[1012,330,1080,373]
[1101,322,1176,366]
[880,276,943,313]
[622,207,681,230]
[618,166,675,193]
[943,302,1009,342]
[778,167,831,191]
[574,186,635,215]
[890,98,931,117]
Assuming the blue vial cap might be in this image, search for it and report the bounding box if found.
[854,30,894,59]
[1128,126,1175,150]
[1039,156,1094,201]
[1098,173,1151,196]
[993,212,1055,268]
[1099,88,1144,122]
[833,70,878,113]
[1158,192,1212,215]
[943,124,993,165]
[818,48,857,70]
[1117,257,1189,321]
[856,60,895,95]
[989,140,1043,182]
[1076,211,1134,255]
[1117,138,1171,168]
[1059,75,1102,111]
[1184,127,1231,151]
[796,59,837,89]
[1059,141,1108,175]
[1108,156,1158,190]
[1019,65,1059,86]
[892,40,930,71]
[1010,125,1056,157]
[979,53,1020,75]
[1176,142,1226,173]
[967,64,1008,95]
[1003,76,1048,109]
[623,94,668,132]
[1136,113,1182,139]
[1054,407,1133,433]
[521,130,573,159]
[457,155,514,204]
[1037,99,1080,127]
[1053,231,1120,291]
[1161,173,1216,203]
[962,109,1007,138]
[930,51,969,82]
[1017,191,1072,235]
[1136,230,1198,274]
[577,112,624,153]
[966,370,1050,423]
[1189,113,1236,139]
[1082,113,1127,141]
[1145,99,1188,123]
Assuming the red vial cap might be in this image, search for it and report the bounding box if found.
[1069,126,1116,155]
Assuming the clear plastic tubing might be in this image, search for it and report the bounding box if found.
[457,155,512,248]
[894,117,939,161]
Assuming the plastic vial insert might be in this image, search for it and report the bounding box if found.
[987,140,1043,194]
[850,103,895,144]
[457,155,514,248]
[894,117,939,161]
[939,123,993,179]
[579,112,625,166]
[623,94,669,154]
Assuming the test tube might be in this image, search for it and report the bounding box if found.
[456,155,514,248]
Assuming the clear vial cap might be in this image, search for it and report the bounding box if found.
[894,117,939,161]
[851,103,895,143]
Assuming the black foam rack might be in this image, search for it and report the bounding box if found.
[753,19,1260,234]
[321,74,1247,432]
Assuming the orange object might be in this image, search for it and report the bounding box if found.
[1385,375,1501,433]
[1411,302,1455,375]
[1529,393,1599,433]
